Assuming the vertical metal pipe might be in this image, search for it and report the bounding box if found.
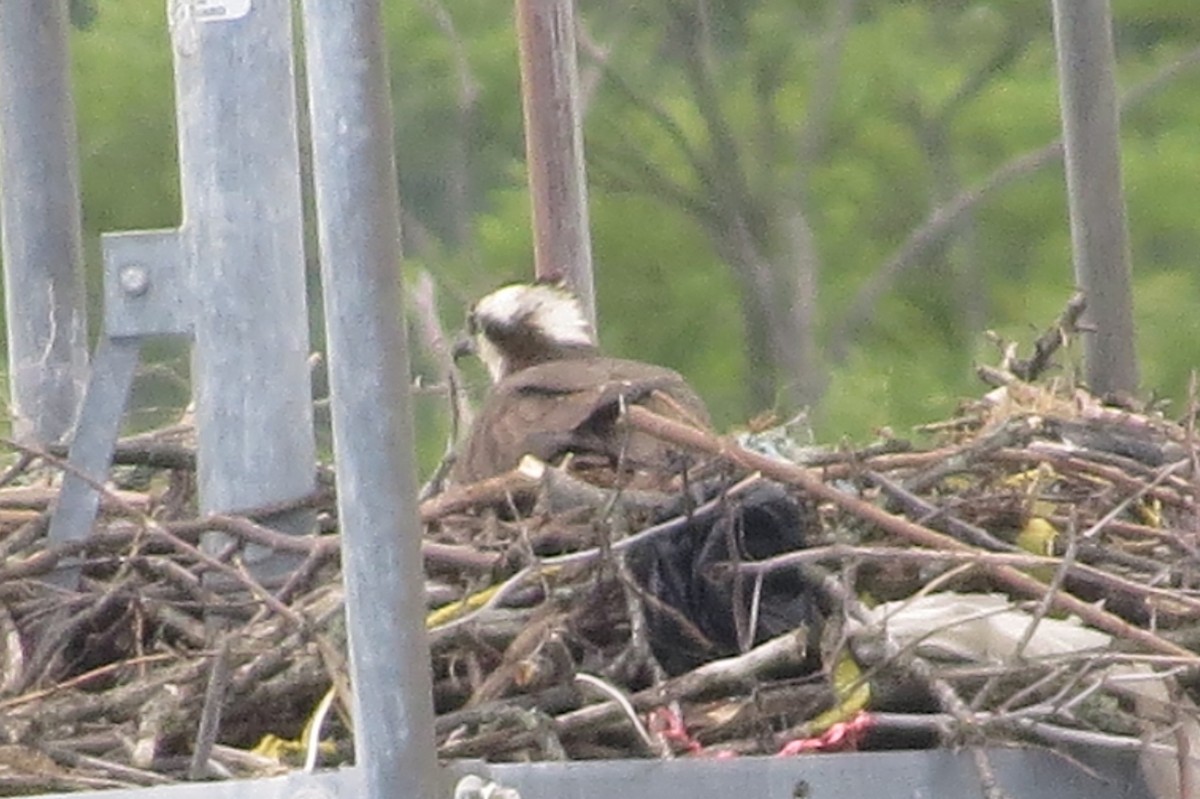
[169,1,316,543]
[1051,0,1138,395]
[515,0,596,326]
[299,1,440,797]
[0,0,89,445]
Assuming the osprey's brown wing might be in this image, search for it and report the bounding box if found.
[450,357,711,485]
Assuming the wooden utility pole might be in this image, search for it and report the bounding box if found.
[515,0,596,326]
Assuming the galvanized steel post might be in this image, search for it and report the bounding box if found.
[1051,0,1139,395]
[0,0,89,445]
[169,0,316,545]
[299,0,441,796]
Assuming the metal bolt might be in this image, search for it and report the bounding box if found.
[119,264,150,297]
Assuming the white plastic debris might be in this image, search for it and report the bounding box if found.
[454,774,523,799]
[864,592,1111,662]
[860,592,1199,799]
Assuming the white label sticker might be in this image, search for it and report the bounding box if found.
[194,0,251,22]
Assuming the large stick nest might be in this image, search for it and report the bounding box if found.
[2,303,1199,795]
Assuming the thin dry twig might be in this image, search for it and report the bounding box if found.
[7,360,1200,790]
[624,405,1200,662]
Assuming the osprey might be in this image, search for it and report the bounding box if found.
[449,282,711,488]
[449,282,821,675]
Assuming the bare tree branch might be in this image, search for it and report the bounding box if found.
[574,11,632,118]
[419,0,480,253]
[781,0,859,406]
[831,142,1062,361]
[580,33,721,202]
[585,14,795,409]
[934,20,1032,129]
[409,270,473,437]
[797,0,858,171]
[669,1,756,232]
[586,0,856,409]
[896,19,1034,340]
[830,43,1200,363]
[587,137,720,224]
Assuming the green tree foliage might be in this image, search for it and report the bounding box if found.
[68,0,98,31]
[387,0,1200,441]
[56,1,1200,468]
[71,3,178,235]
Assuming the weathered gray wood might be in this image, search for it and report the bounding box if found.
[1051,0,1139,395]
[299,1,442,797]
[0,0,89,445]
[515,0,596,326]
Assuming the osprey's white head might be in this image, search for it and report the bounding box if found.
[460,283,597,382]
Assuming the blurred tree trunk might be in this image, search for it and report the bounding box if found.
[830,42,1200,363]
[684,0,853,411]
[586,0,853,413]
[421,0,480,258]
[912,20,1030,339]
[581,0,1198,410]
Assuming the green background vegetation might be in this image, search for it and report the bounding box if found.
[45,1,1200,474]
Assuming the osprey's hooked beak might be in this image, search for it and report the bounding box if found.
[452,332,476,361]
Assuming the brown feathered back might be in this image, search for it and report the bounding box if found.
[450,356,710,486]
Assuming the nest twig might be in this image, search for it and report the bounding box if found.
[3,320,1200,792]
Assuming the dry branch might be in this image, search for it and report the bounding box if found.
[623,404,1200,661]
[2,370,1200,792]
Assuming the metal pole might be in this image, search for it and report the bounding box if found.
[515,0,596,326]
[169,0,316,550]
[299,1,441,797]
[0,0,89,445]
[1051,0,1138,395]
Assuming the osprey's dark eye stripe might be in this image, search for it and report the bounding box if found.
[480,316,513,338]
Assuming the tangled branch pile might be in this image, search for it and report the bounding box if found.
[2,368,1199,795]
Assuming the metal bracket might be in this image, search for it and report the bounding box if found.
[45,228,190,589]
[44,336,142,588]
[102,228,191,337]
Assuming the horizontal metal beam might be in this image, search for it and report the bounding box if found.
[25,767,357,799]
[21,749,1150,799]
